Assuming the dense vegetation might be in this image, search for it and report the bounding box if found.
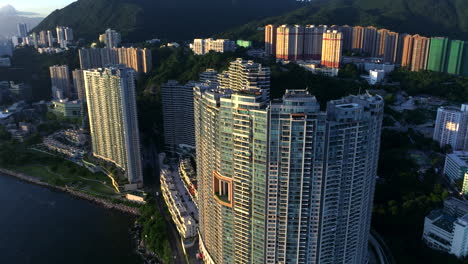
[219,0,468,44]
[372,129,465,263]
[390,68,468,102]
[34,0,303,42]
[137,197,172,263]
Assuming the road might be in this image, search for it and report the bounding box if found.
[369,230,395,264]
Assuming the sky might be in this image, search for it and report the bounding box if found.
[0,0,75,16]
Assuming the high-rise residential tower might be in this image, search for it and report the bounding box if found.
[383,32,399,63]
[446,40,467,75]
[433,104,468,151]
[17,23,28,38]
[401,34,416,67]
[321,30,343,68]
[195,59,384,264]
[101,29,121,48]
[265,24,277,56]
[352,26,365,53]
[161,80,196,151]
[363,26,378,56]
[303,25,327,60]
[47,30,54,47]
[411,35,431,71]
[83,66,143,184]
[427,37,449,72]
[56,26,73,48]
[49,65,71,100]
[276,25,304,61]
[72,69,85,101]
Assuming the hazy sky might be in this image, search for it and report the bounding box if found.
[0,0,75,16]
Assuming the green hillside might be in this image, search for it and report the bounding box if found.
[33,0,303,42]
[219,0,468,43]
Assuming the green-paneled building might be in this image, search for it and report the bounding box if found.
[236,40,252,48]
[462,42,468,76]
[427,37,449,72]
[446,40,465,75]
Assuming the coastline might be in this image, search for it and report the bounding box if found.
[0,168,140,215]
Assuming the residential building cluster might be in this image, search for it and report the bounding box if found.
[13,24,74,51]
[423,197,468,258]
[185,57,384,264]
[78,47,152,73]
[43,130,86,159]
[191,38,236,55]
[265,24,468,76]
[178,158,198,203]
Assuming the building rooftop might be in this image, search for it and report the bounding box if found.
[433,215,456,233]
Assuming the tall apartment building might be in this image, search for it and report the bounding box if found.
[377,29,390,57]
[17,23,28,38]
[161,80,196,151]
[83,66,143,184]
[49,65,71,100]
[446,40,466,75]
[78,47,152,73]
[265,24,277,56]
[56,26,73,48]
[427,37,449,72]
[100,28,121,48]
[363,26,378,56]
[395,33,409,65]
[47,30,54,47]
[321,30,343,68]
[276,25,304,61]
[411,35,431,71]
[401,34,416,67]
[199,69,219,84]
[332,25,353,51]
[352,26,365,52]
[304,25,327,60]
[383,31,399,63]
[195,59,384,264]
[218,58,270,99]
[39,31,47,47]
[433,104,468,151]
[192,38,236,55]
[72,69,85,101]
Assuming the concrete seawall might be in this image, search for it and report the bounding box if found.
[0,168,139,215]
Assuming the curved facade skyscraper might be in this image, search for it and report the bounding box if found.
[194,59,383,264]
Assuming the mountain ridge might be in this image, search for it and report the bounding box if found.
[218,0,468,43]
[33,0,303,42]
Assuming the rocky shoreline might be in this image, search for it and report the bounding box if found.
[0,168,139,215]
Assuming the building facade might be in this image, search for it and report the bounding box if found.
[265,25,277,56]
[321,30,343,68]
[83,66,143,184]
[427,37,449,72]
[192,38,236,55]
[79,47,152,73]
[443,151,468,182]
[433,105,468,151]
[161,80,196,151]
[195,59,384,264]
[423,198,468,258]
[49,65,71,100]
[411,35,431,71]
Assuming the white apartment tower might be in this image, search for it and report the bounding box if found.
[83,66,143,184]
[433,104,468,150]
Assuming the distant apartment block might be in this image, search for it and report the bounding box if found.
[433,104,468,150]
[17,23,28,38]
[100,28,121,48]
[264,24,276,56]
[191,38,236,55]
[72,69,85,101]
[49,65,72,100]
[423,197,468,258]
[161,80,196,152]
[78,47,152,73]
[321,30,343,68]
[83,66,143,185]
[56,26,73,48]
